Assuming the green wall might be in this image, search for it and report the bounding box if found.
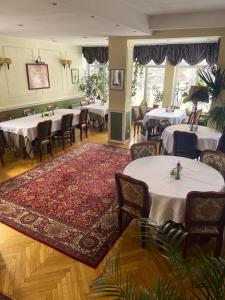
[125,111,131,140]
[0,97,83,119]
[110,112,122,141]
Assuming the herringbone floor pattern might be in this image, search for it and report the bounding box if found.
[0,129,173,299]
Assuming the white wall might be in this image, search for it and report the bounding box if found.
[0,35,83,111]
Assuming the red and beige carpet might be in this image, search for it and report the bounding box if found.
[0,143,131,267]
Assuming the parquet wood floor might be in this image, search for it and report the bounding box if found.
[0,127,204,299]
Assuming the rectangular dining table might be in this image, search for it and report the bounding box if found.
[0,109,80,158]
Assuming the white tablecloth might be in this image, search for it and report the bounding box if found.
[72,103,108,118]
[161,124,222,153]
[143,108,187,125]
[0,109,80,157]
[124,156,224,225]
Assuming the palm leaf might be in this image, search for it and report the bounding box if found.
[208,106,225,132]
[197,66,225,99]
[190,250,225,300]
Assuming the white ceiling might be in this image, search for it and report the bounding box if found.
[0,0,224,45]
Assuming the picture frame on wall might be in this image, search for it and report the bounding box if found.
[71,68,79,84]
[110,69,124,91]
[26,64,50,90]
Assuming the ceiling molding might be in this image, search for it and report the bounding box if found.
[149,10,225,30]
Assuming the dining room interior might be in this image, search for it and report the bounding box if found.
[0,1,225,299]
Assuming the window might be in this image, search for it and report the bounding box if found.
[132,61,165,107]
[173,59,210,111]
[82,59,109,101]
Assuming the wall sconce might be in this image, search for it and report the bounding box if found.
[61,59,72,68]
[0,57,12,70]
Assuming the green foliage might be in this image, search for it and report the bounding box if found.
[79,68,105,99]
[152,87,163,104]
[90,220,225,300]
[132,61,144,97]
[197,65,225,100]
[209,106,225,132]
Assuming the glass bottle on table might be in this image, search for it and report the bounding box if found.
[175,162,181,180]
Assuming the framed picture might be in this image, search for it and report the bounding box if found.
[26,64,50,90]
[71,68,79,84]
[110,69,124,91]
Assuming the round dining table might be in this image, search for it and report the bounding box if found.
[123,156,224,225]
[161,124,222,154]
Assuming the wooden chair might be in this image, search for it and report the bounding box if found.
[194,109,202,124]
[217,127,225,154]
[115,172,151,247]
[23,109,36,116]
[173,131,199,159]
[187,109,202,125]
[80,100,88,106]
[54,114,74,149]
[36,120,53,161]
[0,134,5,165]
[200,150,225,180]
[139,105,147,120]
[130,142,157,160]
[75,109,88,141]
[132,106,142,136]
[0,114,12,122]
[183,191,225,257]
[187,112,195,125]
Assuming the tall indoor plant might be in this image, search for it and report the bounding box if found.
[90,220,225,300]
[197,65,225,131]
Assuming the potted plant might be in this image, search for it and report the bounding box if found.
[79,68,106,100]
[197,65,225,132]
[183,85,209,130]
[90,220,225,300]
[152,87,163,108]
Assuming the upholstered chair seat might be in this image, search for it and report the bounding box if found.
[200,150,225,180]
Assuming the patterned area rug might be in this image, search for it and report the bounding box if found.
[0,143,131,267]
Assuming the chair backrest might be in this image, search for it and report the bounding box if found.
[140,105,147,119]
[187,112,195,125]
[47,105,55,111]
[185,191,225,230]
[89,99,95,104]
[173,131,198,159]
[79,109,88,124]
[0,114,12,122]
[217,128,225,154]
[194,109,202,124]
[24,109,36,116]
[130,142,157,160]
[115,172,151,218]
[80,100,88,106]
[200,150,225,180]
[61,114,73,132]
[37,120,52,141]
[132,106,141,122]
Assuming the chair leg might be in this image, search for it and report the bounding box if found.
[0,151,4,165]
[39,144,42,162]
[62,135,65,150]
[70,132,73,146]
[80,128,82,141]
[85,125,88,138]
[118,209,123,234]
[183,235,191,258]
[134,124,136,137]
[215,235,223,257]
[137,125,140,134]
[141,222,147,248]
